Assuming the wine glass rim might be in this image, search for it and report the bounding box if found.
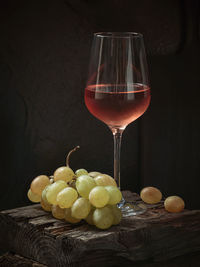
[94,32,143,38]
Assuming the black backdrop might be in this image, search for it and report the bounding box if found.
[0,0,200,211]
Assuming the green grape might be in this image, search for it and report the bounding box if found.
[89,186,110,208]
[51,205,66,219]
[27,189,41,203]
[85,206,95,225]
[94,174,117,187]
[105,186,122,205]
[71,197,91,219]
[65,208,81,224]
[57,187,78,208]
[54,166,75,183]
[41,198,52,212]
[42,185,51,202]
[75,169,88,177]
[46,180,67,205]
[41,185,52,211]
[30,175,50,196]
[76,175,96,199]
[93,206,114,230]
[109,205,122,225]
[88,171,101,178]
[50,178,54,184]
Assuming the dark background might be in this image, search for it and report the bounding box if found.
[0,0,199,211]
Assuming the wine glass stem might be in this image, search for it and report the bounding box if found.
[111,127,124,189]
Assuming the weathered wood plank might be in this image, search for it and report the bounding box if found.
[0,252,47,267]
[1,251,200,267]
[0,191,200,267]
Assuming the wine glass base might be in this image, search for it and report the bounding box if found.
[118,197,147,217]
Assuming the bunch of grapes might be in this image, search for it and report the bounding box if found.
[27,146,122,230]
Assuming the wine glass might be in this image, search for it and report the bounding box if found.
[84,32,151,215]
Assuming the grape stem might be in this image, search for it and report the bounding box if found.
[67,178,77,186]
[66,146,80,166]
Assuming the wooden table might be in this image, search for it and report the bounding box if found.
[0,191,200,267]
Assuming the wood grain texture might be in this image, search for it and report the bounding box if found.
[0,253,47,267]
[1,251,200,267]
[0,191,200,267]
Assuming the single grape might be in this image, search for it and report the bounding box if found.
[65,208,81,224]
[42,185,51,203]
[93,206,114,229]
[50,178,54,184]
[30,175,50,196]
[41,185,52,211]
[51,205,66,219]
[140,186,162,204]
[164,196,185,213]
[54,166,75,183]
[109,205,122,225]
[46,180,67,205]
[88,171,102,178]
[75,169,88,177]
[76,175,96,199]
[85,206,95,225]
[71,197,91,219]
[41,198,52,212]
[89,186,110,208]
[94,174,117,187]
[57,187,78,208]
[27,189,41,203]
[105,186,122,205]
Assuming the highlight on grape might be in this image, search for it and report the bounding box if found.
[27,146,122,230]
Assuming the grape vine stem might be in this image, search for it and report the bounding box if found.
[66,146,80,166]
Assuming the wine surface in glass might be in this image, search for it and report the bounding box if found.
[85,83,150,127]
